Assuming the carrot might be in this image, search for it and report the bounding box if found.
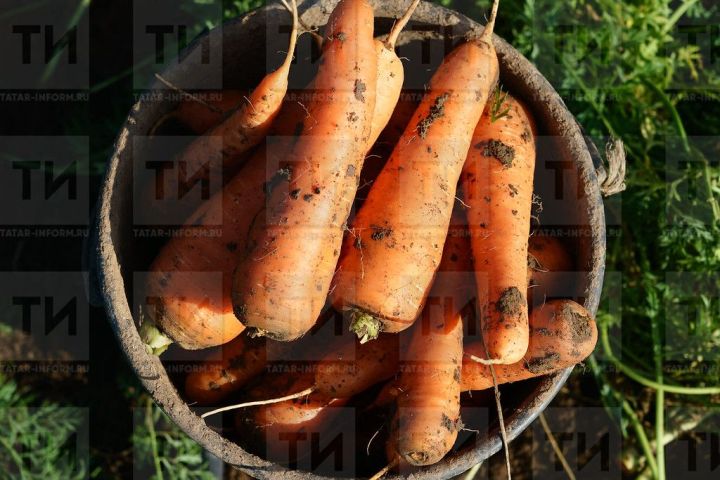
[201,332,403,417]
[462,299,597,390]
[372,301,597,412]
[460,92,537,363]
[176,0,298,168]
[141,98,309,351]
[184,335,269,405]
[173,90,248,134]
[143,0,299,220]
[314,333,400,397]
[231,0,379,341]
[238,373,351,464]
[384,218,468,468]
[527,233,574,308]
[367,0,420,146]
[331,0,502,342]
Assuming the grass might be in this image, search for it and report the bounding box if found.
[0,375,87,480]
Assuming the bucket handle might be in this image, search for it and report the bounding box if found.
[581,125,627,197]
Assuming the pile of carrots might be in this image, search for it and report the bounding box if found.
[140,0,598,475]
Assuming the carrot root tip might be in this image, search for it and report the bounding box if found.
[139,320,173,356]
[348,309,382,344]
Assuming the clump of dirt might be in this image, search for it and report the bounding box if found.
[417,93,450,139]
[526,352,561,374]
[563,304,593,343]
[370,225,392,240]
[478,139,515,167]
[495,287,524,317]
[441,413,455,432]
[354,79,366,102]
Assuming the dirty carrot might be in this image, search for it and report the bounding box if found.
[185,335,268,405]
[144,0,299,220]
[461,92,536,363]
[238,372,351,463]
[372,300,597,406]
[384,217,468,468]
[172,90,248,134]
[367,0,420,146]
[201,332,402,417]
[141,98,309,351]
[331,0,501,341]
[232,0,378,341]
[177,0,298,166]
[463,299,598,390]
[527,233,574,308]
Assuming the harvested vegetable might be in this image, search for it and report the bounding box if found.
[385,218,468,468]
[527,233,574,307]
[463,299,597,390]
[232,0,379,341]
[331,0,501,342]
[461,92,536,363]
[141,99,308,351]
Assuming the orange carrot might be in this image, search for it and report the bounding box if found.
[462,299,597,390]
[331,0,501,341]
[384,217,468,468]
[367,0,420,146]
[231,0,379,341]
[177,1,298,167]
[373,301,597,411]
[200,331,403,417]
[173,90,248,134]
[184,335,269,405]
[527,233,574,308]
[141,98,308,351]
[460,92,536,363]
[314,333,400,398]
[238,373,351,464]
[143,1,299,220]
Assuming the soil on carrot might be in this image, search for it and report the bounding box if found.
[354,79,367,102]
[417,93,450,139]
[370,224,392,240]
[496,287,525,317]
[526,352,561,374]
[565,305,593,343]
[477,139,515,167]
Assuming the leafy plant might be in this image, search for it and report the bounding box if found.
[0,375,87,480]
[131,396,215,480]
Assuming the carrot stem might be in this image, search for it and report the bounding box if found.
[200,386,315,419]
[479,0,500,43]
[348,309,382,344]
[385,0,421,50]
[279,0,299,73]
[139,317,173,356]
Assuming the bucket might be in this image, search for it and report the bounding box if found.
[88,0,621,478]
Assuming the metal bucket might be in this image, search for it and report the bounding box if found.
[88,0,613,478]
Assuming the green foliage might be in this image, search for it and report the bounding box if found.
[223,0,266,21]
[131,396,215,480]
[499,0,720,477]
[0,376,87,480]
